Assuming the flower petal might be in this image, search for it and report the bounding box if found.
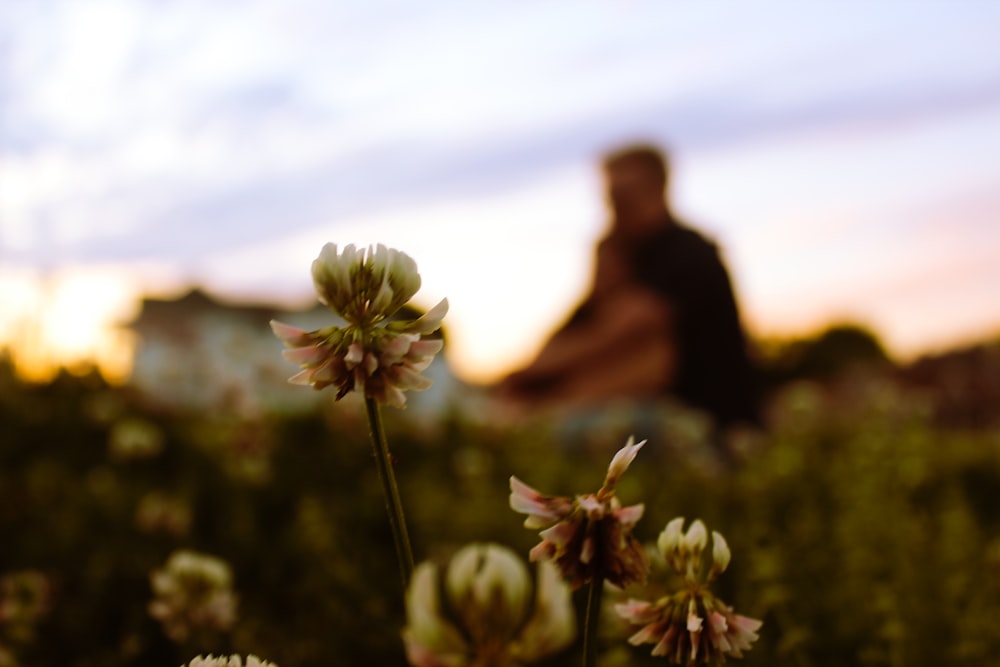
[509,477,572,529]
[603,436,646,491]
[515,560,576,662]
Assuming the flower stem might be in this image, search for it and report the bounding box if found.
[582,576,603,667]
[364,397,415,587]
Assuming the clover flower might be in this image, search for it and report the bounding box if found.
[0,571,53,625]
[148,550,238,642]
[0,569,53,657]
[510,437,648,589]
[181,656,277,667]
[403,543,576,667]
[135,492,192,537]
[615,519,761,664]
[108,417,165,461]
[271,243,447,408]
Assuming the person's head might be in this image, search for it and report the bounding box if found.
[602,144,671,236]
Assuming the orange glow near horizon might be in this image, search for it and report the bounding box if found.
[0,269,138,384]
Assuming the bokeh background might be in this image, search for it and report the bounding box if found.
[3,2,1000,666]
[3,1,1000,383]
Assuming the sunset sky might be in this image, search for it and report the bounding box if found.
[2,1,1000,382]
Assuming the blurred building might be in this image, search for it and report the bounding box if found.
[128,289,458,415]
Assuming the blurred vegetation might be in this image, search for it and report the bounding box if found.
[756,322,892,393]
[2,350,1000,666]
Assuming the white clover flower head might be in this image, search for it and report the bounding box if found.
[403,543,576,667]
[616,521,762,664]
[148,550,238,642]
[182,655,278,667]
[135,492,192,537]
[658,518,727,584]
[311,243,421,327]
[272,243,448,408]
[509,436,648,589]
[0,570,53,624]
[108,417,165,461]
[446,543,531,643]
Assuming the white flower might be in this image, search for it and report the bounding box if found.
[181,655,278,667]
[510,437,648,589]
[272,243,447,408]
[403,543,576,667]
[615,520,762,664]
[148,551,238,642]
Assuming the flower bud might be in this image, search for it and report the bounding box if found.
[710,531,731,579]
[657,517,685,568]
[403,544,576,667]
[683,520,707,557]
[603,436,646,493]
[446,543,531,642]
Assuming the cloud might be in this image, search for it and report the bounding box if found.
[4,1,1000,359]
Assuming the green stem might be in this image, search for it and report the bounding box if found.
[582,576,603,667]
[364,397,415,588]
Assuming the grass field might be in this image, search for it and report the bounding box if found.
[2,361,999,666]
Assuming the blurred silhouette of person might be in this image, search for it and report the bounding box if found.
[498,144,760,432]
[498,233,676,409]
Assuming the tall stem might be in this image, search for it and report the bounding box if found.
[364,397,415,588]
[582,577,603,667]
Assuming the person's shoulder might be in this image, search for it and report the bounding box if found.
[663,220,721,259]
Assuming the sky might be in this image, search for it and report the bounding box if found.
[2,1,1000,382]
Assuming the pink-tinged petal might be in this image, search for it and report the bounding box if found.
[379,384,407,409]
[363,351,379,376]
[729,613,762,634]
[576,495,603,517]
[288,369,316,386]
[393,366,434,391]
[344,342,364,368]
[402,639,463,667]
[579,534,595,565]
[311,357,344,384]
[708,612,733,653]
[708,610,727,633]
[614,503,645,529]
[380,333,414,362]
[405,339,444,371]
[407,338,444,359]
[282,345,327,366]
[509,477,571,529]
[650,625,679,657]
[270,320,309,345]
[539,520,579,550]
[614,599,657,624]
[687,599,703,661]
[398,298,449,335]
[727,613,762,652]
[627,621,667,646]
[528,541,555,563]
[603,436,646,490]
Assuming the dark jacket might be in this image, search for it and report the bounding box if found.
[629,219,761,428]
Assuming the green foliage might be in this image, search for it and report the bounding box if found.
[758,323,892,392]
[2,363,999,666]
